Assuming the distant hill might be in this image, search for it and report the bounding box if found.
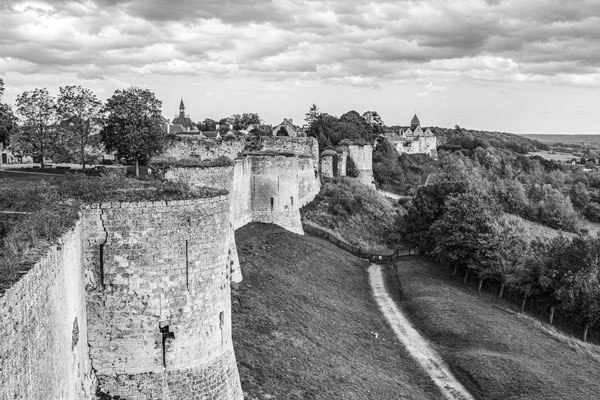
[430,127,548,153]
[520,134,600,145]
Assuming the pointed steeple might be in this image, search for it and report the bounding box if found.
[179,98,185,112]
[410,113,420,130]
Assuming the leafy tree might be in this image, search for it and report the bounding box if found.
[404,179,469,252]
[482,219,529,297]
[429,192,500,282]
[569,182,590,210]
[372,136,402,188]
[0,79,17,146]
[101,87,164,177]
[362,111,384,127]
[305,104,320,126]
[13,88,58,168]
[56,85,103,171]
[198,118,216,131]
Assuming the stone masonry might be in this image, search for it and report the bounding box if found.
[82,197,242,399]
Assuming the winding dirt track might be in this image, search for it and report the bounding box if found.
[368,264,474,400]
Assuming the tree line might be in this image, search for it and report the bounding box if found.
[403,140,600,341]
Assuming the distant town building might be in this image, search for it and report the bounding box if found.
[385,114,438,159]
[171,98,196,131]
[272,118,299,137]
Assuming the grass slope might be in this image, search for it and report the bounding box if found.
[301,177,401,251]
[232,223,441,400]
[389,257,600,400]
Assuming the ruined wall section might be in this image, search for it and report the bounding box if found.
[0,221,95,400]
[258,137,319,167]
[346,144,375,189]
[250,155,303,234]
[298,157,320,206]
[162,137,246,161]
[82,198,243,400]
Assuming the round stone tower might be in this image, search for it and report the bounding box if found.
[82,194,243,400]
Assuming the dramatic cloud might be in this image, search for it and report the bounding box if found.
[1,0,599,88]
[1,0,599,133]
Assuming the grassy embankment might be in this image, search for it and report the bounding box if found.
[232,223,441,400]
[300,177,404,252]
[387,257,600,400]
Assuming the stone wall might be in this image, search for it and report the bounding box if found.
[0,221,96,400]
[336,150,347,177]
[162,136,245,161]
[161,136,320,166]
[249,154,304,234]
[320,155,334,179]
[162,145,321,235]
[346,144,375,188]
[82,197,243,399]
[298,157,320,206]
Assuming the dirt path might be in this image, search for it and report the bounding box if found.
[368,264,474,400]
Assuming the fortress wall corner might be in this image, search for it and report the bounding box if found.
[82,197,242,400]
[249,155,304,235]
[0,221,95,400]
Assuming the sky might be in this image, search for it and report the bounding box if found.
[1,0,599,134]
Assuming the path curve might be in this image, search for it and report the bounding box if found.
[368,264,474,400]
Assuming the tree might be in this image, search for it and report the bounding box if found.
[56,85,103,171]
[429,192,500,283]
[199,118,216,131]
[362,111,384,127]
[305,104,320,126]
[0,78,17,146]
[101,87,164,177]
[13,88,58,168]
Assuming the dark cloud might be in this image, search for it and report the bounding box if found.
[1,0,599,87]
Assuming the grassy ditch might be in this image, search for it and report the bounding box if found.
[301,177,403,251]
[232,223,441,400]
[387,257,600,400]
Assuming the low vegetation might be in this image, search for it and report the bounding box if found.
[301,177,403,251]
[0,173,217,293]
[232,223,440,400]
[388,257,600,399]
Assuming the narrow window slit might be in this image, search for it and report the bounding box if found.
[185,240,189,290]
[159,324,175,369]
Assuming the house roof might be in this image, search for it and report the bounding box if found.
[202,131,221,139]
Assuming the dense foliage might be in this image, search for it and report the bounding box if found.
[101,87,165,176]
[404,131,600,340]
[305,106,384,151]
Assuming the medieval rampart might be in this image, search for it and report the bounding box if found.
[1,193,244,400]
[0,222,96,400]
[161,137,321,235]
[82,197,242,399]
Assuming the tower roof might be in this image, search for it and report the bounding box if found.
[179,98,185,109]
[411,113,420,128]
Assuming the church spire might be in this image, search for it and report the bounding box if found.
[411,113,420,130]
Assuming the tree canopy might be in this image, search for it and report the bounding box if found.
[13,88,58,168]
[56,85,104,170]
[101,87,165,176]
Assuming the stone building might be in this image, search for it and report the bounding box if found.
[167,99,197,133]
[272,118,300,137]
[385,114,438,159]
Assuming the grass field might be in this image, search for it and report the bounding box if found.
[528,150,577,162]
[389,257,600,400]
[522,134,600,145]
[232,223,442,400]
